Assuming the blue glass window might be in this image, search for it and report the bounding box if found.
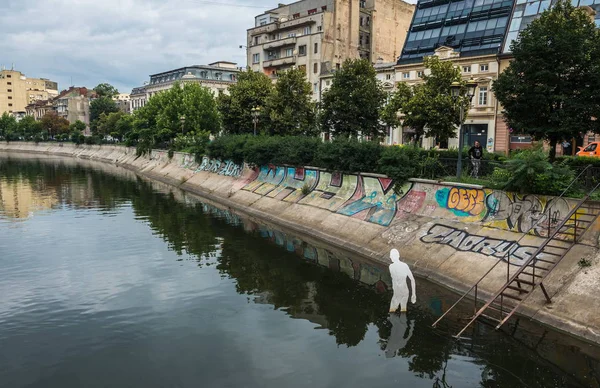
[524,1,540,16]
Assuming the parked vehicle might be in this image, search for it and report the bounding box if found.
[576,142,600,157]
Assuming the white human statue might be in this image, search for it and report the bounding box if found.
[388,248,416,313]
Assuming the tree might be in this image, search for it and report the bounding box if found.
[18,116,43,140]
[217,69,273,134]
[90,96,119,132]
[493,0,600,160]
[265,68,317,136]
[0,112,18,140]
[381,82,413,130]
[319,59,387,139]
[69,120,87,133]
[40,112,70,138]
[401,56,468,145]
[93,83,119,98]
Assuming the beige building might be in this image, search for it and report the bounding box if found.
[113,93,131,113]
[0,69,58,115]
[390,47,499,151]
[53,87,95,129]
[247,0,414,100]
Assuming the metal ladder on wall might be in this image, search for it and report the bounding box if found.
[432,167,600,337]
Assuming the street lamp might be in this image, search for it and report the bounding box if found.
[251,106,261,136]
[450,78,478,178]
[180,115,186,135]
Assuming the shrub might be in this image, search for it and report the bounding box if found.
[377,146,423,186]
[313,137,382,172]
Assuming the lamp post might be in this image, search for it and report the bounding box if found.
[180,115,186,135]
[251,106,261,136]
[450,78,478,178]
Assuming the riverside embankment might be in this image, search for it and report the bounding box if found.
[2,142,600,346]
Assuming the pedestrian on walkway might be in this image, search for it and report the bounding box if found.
[468,141,483,178]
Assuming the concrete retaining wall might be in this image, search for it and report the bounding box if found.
[2,142,600,345]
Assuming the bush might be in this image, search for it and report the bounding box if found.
[377,146,423,186]
[313,137,382,172]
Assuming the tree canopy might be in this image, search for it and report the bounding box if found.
[90,96,119,132]
[93,83,119,98]
[0,113,18,140]
[401,56,468,145]
[217,69,273,135]
[319,59,387,139]
[41,112,70,138]
[265,67,317,136]
[493,0,600,160]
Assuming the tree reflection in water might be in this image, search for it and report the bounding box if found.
[0,155,596,388]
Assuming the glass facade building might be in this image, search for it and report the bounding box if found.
[398,0,515,64]
[502,0,600,53]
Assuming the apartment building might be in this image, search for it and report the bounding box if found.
[54,87,95,128]
[113,93,131,114]
[0,69,58,115]
[247,0,415,99]
[130,86,147,113]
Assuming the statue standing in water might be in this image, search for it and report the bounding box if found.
[388,248,416,313]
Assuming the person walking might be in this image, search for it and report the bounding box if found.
[468,141,484,178]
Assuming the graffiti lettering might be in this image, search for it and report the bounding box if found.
[195,156,242,177]
[436,187,486,217]
[420,224,542,266]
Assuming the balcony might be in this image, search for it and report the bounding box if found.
[263,56,296,68]
[264,36,296,50]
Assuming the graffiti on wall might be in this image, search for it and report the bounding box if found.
[265,167,319,202]
[435,187,487,217]
[197,156,243,177]
[299,172,358,212]
[420,224,544,266]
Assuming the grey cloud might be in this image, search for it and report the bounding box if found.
[0,0,262,93]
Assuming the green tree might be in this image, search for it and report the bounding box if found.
[265,68,316,136]
[18,116,43,140]
[381,82,413,130]
[493,0,600,161]
[217,69,273,134]
[401,56,468,145]
[40,112,70,138]
[319,59,387,139]
[93,83,119,98]
[90,96,119,132]
[0,113,18,140]
[69,120,87,133]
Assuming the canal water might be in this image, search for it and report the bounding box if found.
[1,154,599,388]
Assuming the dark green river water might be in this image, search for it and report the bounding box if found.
[1,153,599,388]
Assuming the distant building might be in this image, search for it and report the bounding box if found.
[130,86,147,113]
[113,93,131,113]
[25,99,54,121]
[247,0,415,100]
[0,69,58,116]
[129,61,240,113]
[53,87,96,130]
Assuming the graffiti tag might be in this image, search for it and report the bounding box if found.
[436,187,486,217]
[420,224,541,266]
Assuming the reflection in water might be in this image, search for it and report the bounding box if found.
[1,154,599,388]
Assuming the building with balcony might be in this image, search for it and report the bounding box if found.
[0,69,58,116]
[247,0,415,100]
[130,86,147,113]
[53,87,96,129]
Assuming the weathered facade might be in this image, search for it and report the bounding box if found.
[0,69,58,116]
[247,0,414,100]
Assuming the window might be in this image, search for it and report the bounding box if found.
[287,33,296,38]
[322,5,327,10]
[298,45,307,56]
[285,48,293,57]
[215,72,222,80]
[260,21,267,26]
[360,0,366,8]
[360,16,364,26]
[336,63,340,70]
[326,80,331,86]
[253,53,260,63]
[6,75,11,78]
[462,65,471,73]
[254,36,260,45]
[478,87,488,105]
[314,63,319,73]
[230,74,236,81]
[480,64,489,72]
[293,13,300,18]
[7,96,12,99]
[8,103,12,107]
[7,89,11,92]
[510,135,532,143]
[7,82,11,85]
[366,16,370,26]
[313,83,318,93]
[386,74,392,80]
[417,71,424,77]
[308,8,317,14]
[314,43,318,53]
[402,72,410,79]
[317,26,323,32]
[303,26,311,35]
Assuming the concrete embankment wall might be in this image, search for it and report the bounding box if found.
[2,142,600,345]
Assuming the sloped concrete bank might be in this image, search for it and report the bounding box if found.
[2,142,600,346]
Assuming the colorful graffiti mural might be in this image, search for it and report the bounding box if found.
[436,187,487,217]
[197,157,243,178]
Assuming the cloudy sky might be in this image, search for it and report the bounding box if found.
[0,0,269,94]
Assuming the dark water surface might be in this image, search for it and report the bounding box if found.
[1,154,599,388]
